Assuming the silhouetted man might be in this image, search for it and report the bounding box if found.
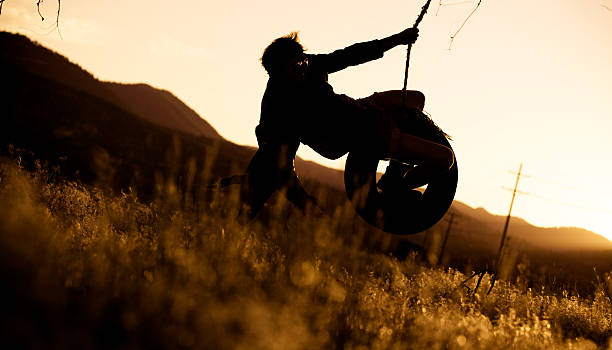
[241,28,454,218]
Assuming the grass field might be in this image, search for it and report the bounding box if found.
[0,159,611,349]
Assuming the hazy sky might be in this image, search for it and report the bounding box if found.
[2,0,612,242]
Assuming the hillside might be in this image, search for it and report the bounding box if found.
[107,83,223,140]
[0,31,222,140]
[450,202,612,250]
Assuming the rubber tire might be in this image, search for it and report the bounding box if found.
[344,135,457,235]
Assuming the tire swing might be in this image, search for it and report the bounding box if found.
[343,0,457,234]
[344,128,457,235]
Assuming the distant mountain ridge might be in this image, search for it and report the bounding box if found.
[449,202,612,250]
[108,83,223,140]
[1,31,610,256]
[0,31,222,140]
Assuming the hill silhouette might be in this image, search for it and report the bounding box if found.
[449,202,612,250]
[0,31,610,289]
[108,82,223,140]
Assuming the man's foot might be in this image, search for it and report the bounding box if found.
[403,188,423,202]
[381,186,423,207]
[377,161,411,193]
[402,166,430,189]
[378,161,430,193]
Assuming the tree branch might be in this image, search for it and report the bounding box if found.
[448,0,482,50]
[437,1,474,16]
[0,1,61,30]
[55,0,62,38]
[36,0,44,21]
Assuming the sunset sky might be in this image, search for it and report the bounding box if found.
[2,0,612,242]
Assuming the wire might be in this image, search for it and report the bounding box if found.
[520,173,612,197]
[521,192,612,215]
[501,186,612,214]
[499,164,612,214]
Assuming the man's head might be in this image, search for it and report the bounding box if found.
[261,32,307,79]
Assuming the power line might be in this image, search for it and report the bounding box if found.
[520,173,612,197]
[513,190,612,215]
[501,186,612,215]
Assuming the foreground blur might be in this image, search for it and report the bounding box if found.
[0,159,610,349]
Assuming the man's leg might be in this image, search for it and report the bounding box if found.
[365,90,425,111]
[365,97,454,192]
[377,128,454,193]
[388,130,454,173]
[240,148,280,220]
[361,90,432,191]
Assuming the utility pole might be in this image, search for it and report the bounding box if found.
[486,163,524,295]
[438,212,456,265]
[495,163,523,267]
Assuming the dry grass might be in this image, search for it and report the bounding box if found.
[0,159,611,349]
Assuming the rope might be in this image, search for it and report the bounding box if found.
[402,0,433,106]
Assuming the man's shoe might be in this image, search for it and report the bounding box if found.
[377,161,411,193]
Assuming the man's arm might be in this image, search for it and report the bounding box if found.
[378,27,420,51]
[314,28,419,74]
